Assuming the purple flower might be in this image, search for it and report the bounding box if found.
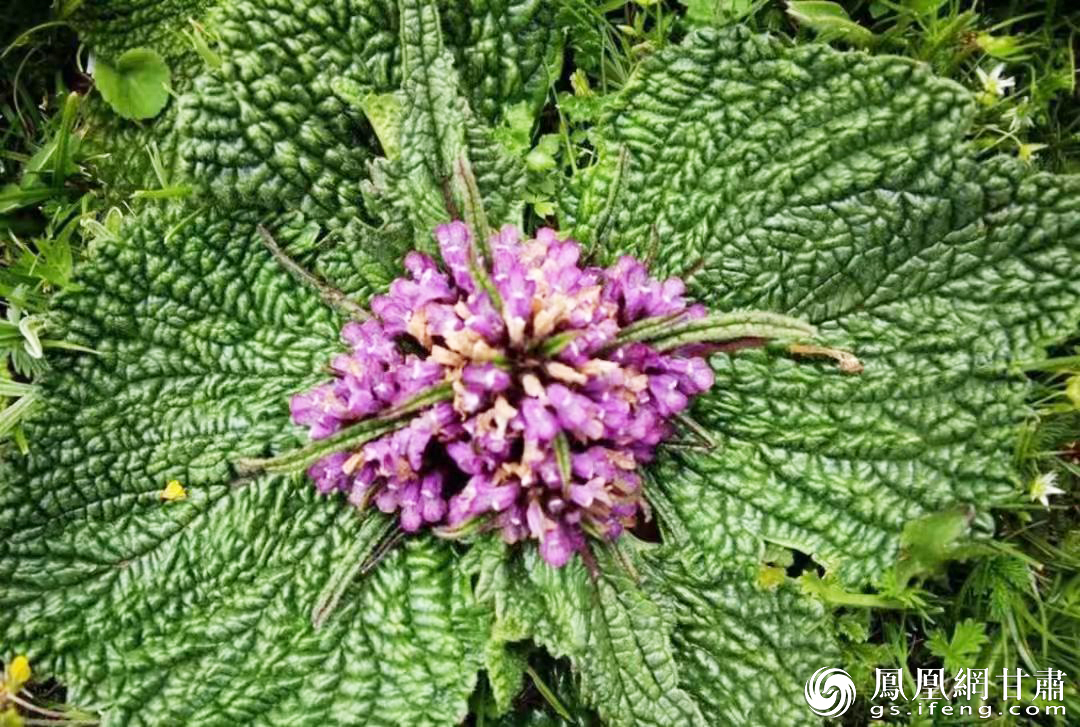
[307,452,351,494]
[436,220,477,293]
[289,222,715,567]
[520,397,559,443]
[290,384,350,440]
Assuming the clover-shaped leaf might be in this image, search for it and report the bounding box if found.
[92,48,172,120]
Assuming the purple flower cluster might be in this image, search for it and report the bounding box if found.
[290,222,713,566]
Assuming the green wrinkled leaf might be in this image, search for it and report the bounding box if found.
[394,0,470,236]
[73,0,218,59]
[0,204,485,726]
[641,551,838,726]
[5,9,1080,727]
[580,27,1080,585]
[359,92,405,161]
[71,0,224,191]
[439,0,563,121]
[681,0,757,25]
[484,639,528,715]
[309,218,413,301]
[362,0,526,249]
[177,0,557,227]
[178,0,398,223]
[489,547,708,727]
[93,48,172,120]
[474,543,836,726]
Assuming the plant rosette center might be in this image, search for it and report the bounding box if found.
[243,221,826,567]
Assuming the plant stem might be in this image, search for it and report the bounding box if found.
[256,225,368,321]
[233,384,453,476]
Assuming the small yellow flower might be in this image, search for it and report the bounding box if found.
[1029,472,1065,508]
[1066,375,1080,408]
[0,706,23,727]
[756,565,786,591]
[5,654,30,693]
[1017,142,1048,164]
[160,480,187,501]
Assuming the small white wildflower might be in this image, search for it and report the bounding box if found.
[1029,471,1065,508]
[1003,97,1034,132]
[976,64,1015,98]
